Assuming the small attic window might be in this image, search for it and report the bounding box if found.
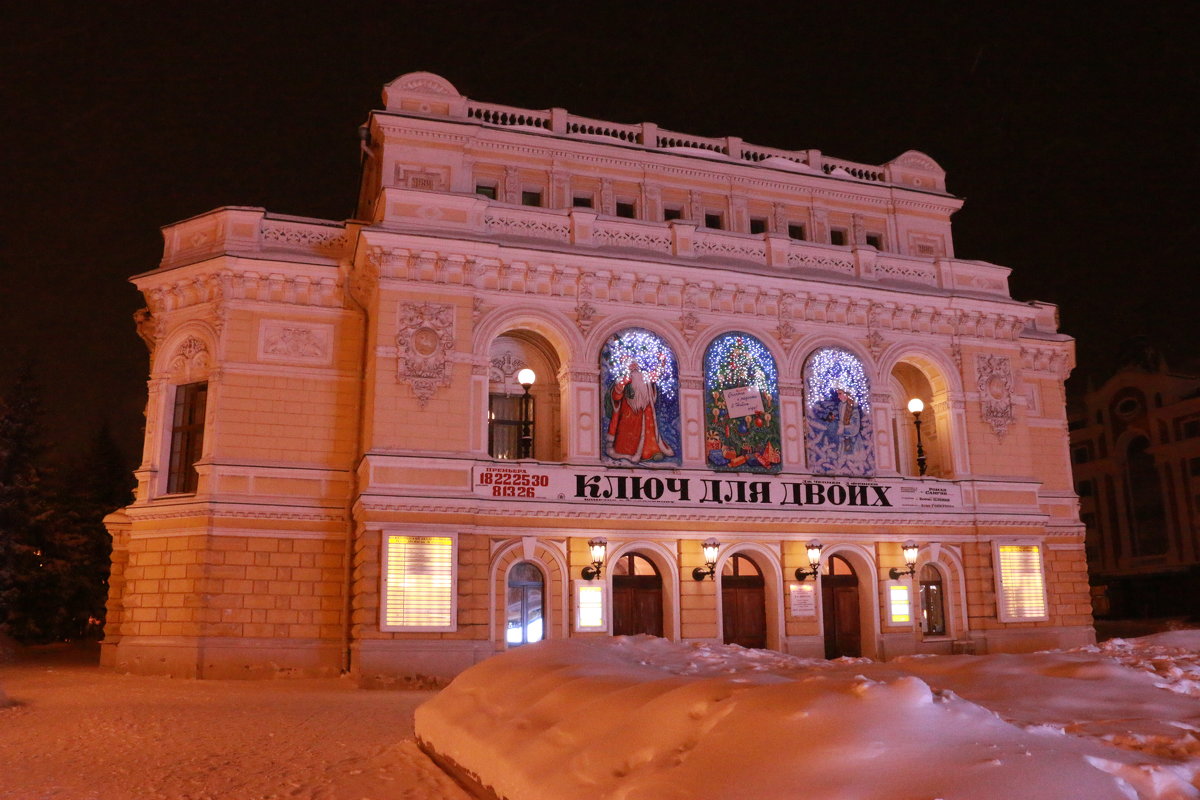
[476,184,497,200]
[749,217,767,234]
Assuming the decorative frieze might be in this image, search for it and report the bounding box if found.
[258,321,333,365]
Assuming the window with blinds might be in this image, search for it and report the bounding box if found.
[381,534,456,631]
[994,544,1048,622]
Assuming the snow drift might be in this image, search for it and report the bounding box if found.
[416,635,1200,800]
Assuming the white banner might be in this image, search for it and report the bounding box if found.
[473,464,962,513]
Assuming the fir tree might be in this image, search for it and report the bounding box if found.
[0,366,58,641]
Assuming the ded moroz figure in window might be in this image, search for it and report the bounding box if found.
[606,362,675,463]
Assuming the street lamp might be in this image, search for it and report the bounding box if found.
[692,538,721,581]
[581,537,607,581]
[889,541,920,579]
[907,397,927,476]
[794,541,824,581]
[517,368,536,459]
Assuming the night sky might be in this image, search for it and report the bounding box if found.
[3,3,1197,467]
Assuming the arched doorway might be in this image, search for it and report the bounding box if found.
[919,564,946,636]
[822,554,861,658]
[612,552,664,637]
[722,554,766,649]
[505,561,544,646]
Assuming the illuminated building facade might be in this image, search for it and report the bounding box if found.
[1069,352,1200,618]
[103,72,1090,680]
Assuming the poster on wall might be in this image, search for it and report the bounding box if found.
[600,328,682,467]
[704,332,783,474]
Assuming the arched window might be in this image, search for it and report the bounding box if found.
[1126,437,1167,556]
[599,328,680,466]
[919,564,946,636]
[804,347,874,476]
[505,561,544,645]
[703,332,782,473]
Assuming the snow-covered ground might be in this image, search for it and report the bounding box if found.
[3,634,1199,799]
[0,643,468,800]
[418,633,1200,800]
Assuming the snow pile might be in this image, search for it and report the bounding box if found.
[416,636,1200,800]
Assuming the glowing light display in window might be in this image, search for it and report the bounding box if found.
[381,535,455,630]
[995,544,1048,621]
[575,583,605,630]
[804,347,874,476]
[703,332,782,474]
[600,328,681,466]
[889,584,912,624]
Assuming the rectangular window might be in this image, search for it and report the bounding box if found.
[830,228,847,246]
[749,217,767,235]
[787,223,806,240]
[994,543,1049,622]
[1076,480,1094,498]
[167,381,207,494]
[574,581,606,631]
[1072,444,1092,464]
[663,206,683,222]
[1183,419,1200,439]
[866,233,883,249]
[704,212,723,229]
[475,184,497,200]
[489,394,530,459]
[1190,456,1200,477]
[572,195,593,208]
[381,534,456,631]
[888,584,912,624]
[521,190,543,207]
[615,201,636,219]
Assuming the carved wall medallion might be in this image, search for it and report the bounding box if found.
[976,354,1015,438]
[574,301,597,335]
[396,303,455,407]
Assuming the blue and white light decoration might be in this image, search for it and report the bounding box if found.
[803,347,874,476]
[599,328,681,466]
[703,332,782,474]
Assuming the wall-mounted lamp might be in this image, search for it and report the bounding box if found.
[517,368,536,459]
[692,538,721,581]
[907,397,927,476]
[581,537,607,580]
[889,541,920,579]
[794,541,824,580]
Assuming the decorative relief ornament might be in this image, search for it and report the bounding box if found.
[489,351,528,383]
[261,324,328,361]
[134,308,157,353]
[677,310,701,343]
[574,301,597,335]
[396,303,455,407]
[976,354,1015,438]
[168,336,210,383]
[865,329,886,360]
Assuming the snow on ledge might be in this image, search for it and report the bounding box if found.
[415,636,1200,800]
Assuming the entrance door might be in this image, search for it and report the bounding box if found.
[822,554,861,658]
[612,552,664,637]
[722,554,766,649]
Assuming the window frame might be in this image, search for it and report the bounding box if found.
[992,541,1049,623]
[379,530,459,633]
[165,381,207,495]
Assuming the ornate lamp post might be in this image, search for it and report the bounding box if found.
[907,397,927,476]
[517,368,536,459]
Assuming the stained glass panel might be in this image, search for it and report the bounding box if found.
[703,332,782,474]
[803,347,874,476]
[600,328,681,466]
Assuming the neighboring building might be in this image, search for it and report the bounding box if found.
[102,72,1090,681]
[1069,349,1200,618]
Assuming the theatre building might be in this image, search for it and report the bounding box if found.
[102,72,1091,681]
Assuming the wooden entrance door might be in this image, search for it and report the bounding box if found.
[612,552,664,637]
[722,554,766,649]
[822,555,861,658]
